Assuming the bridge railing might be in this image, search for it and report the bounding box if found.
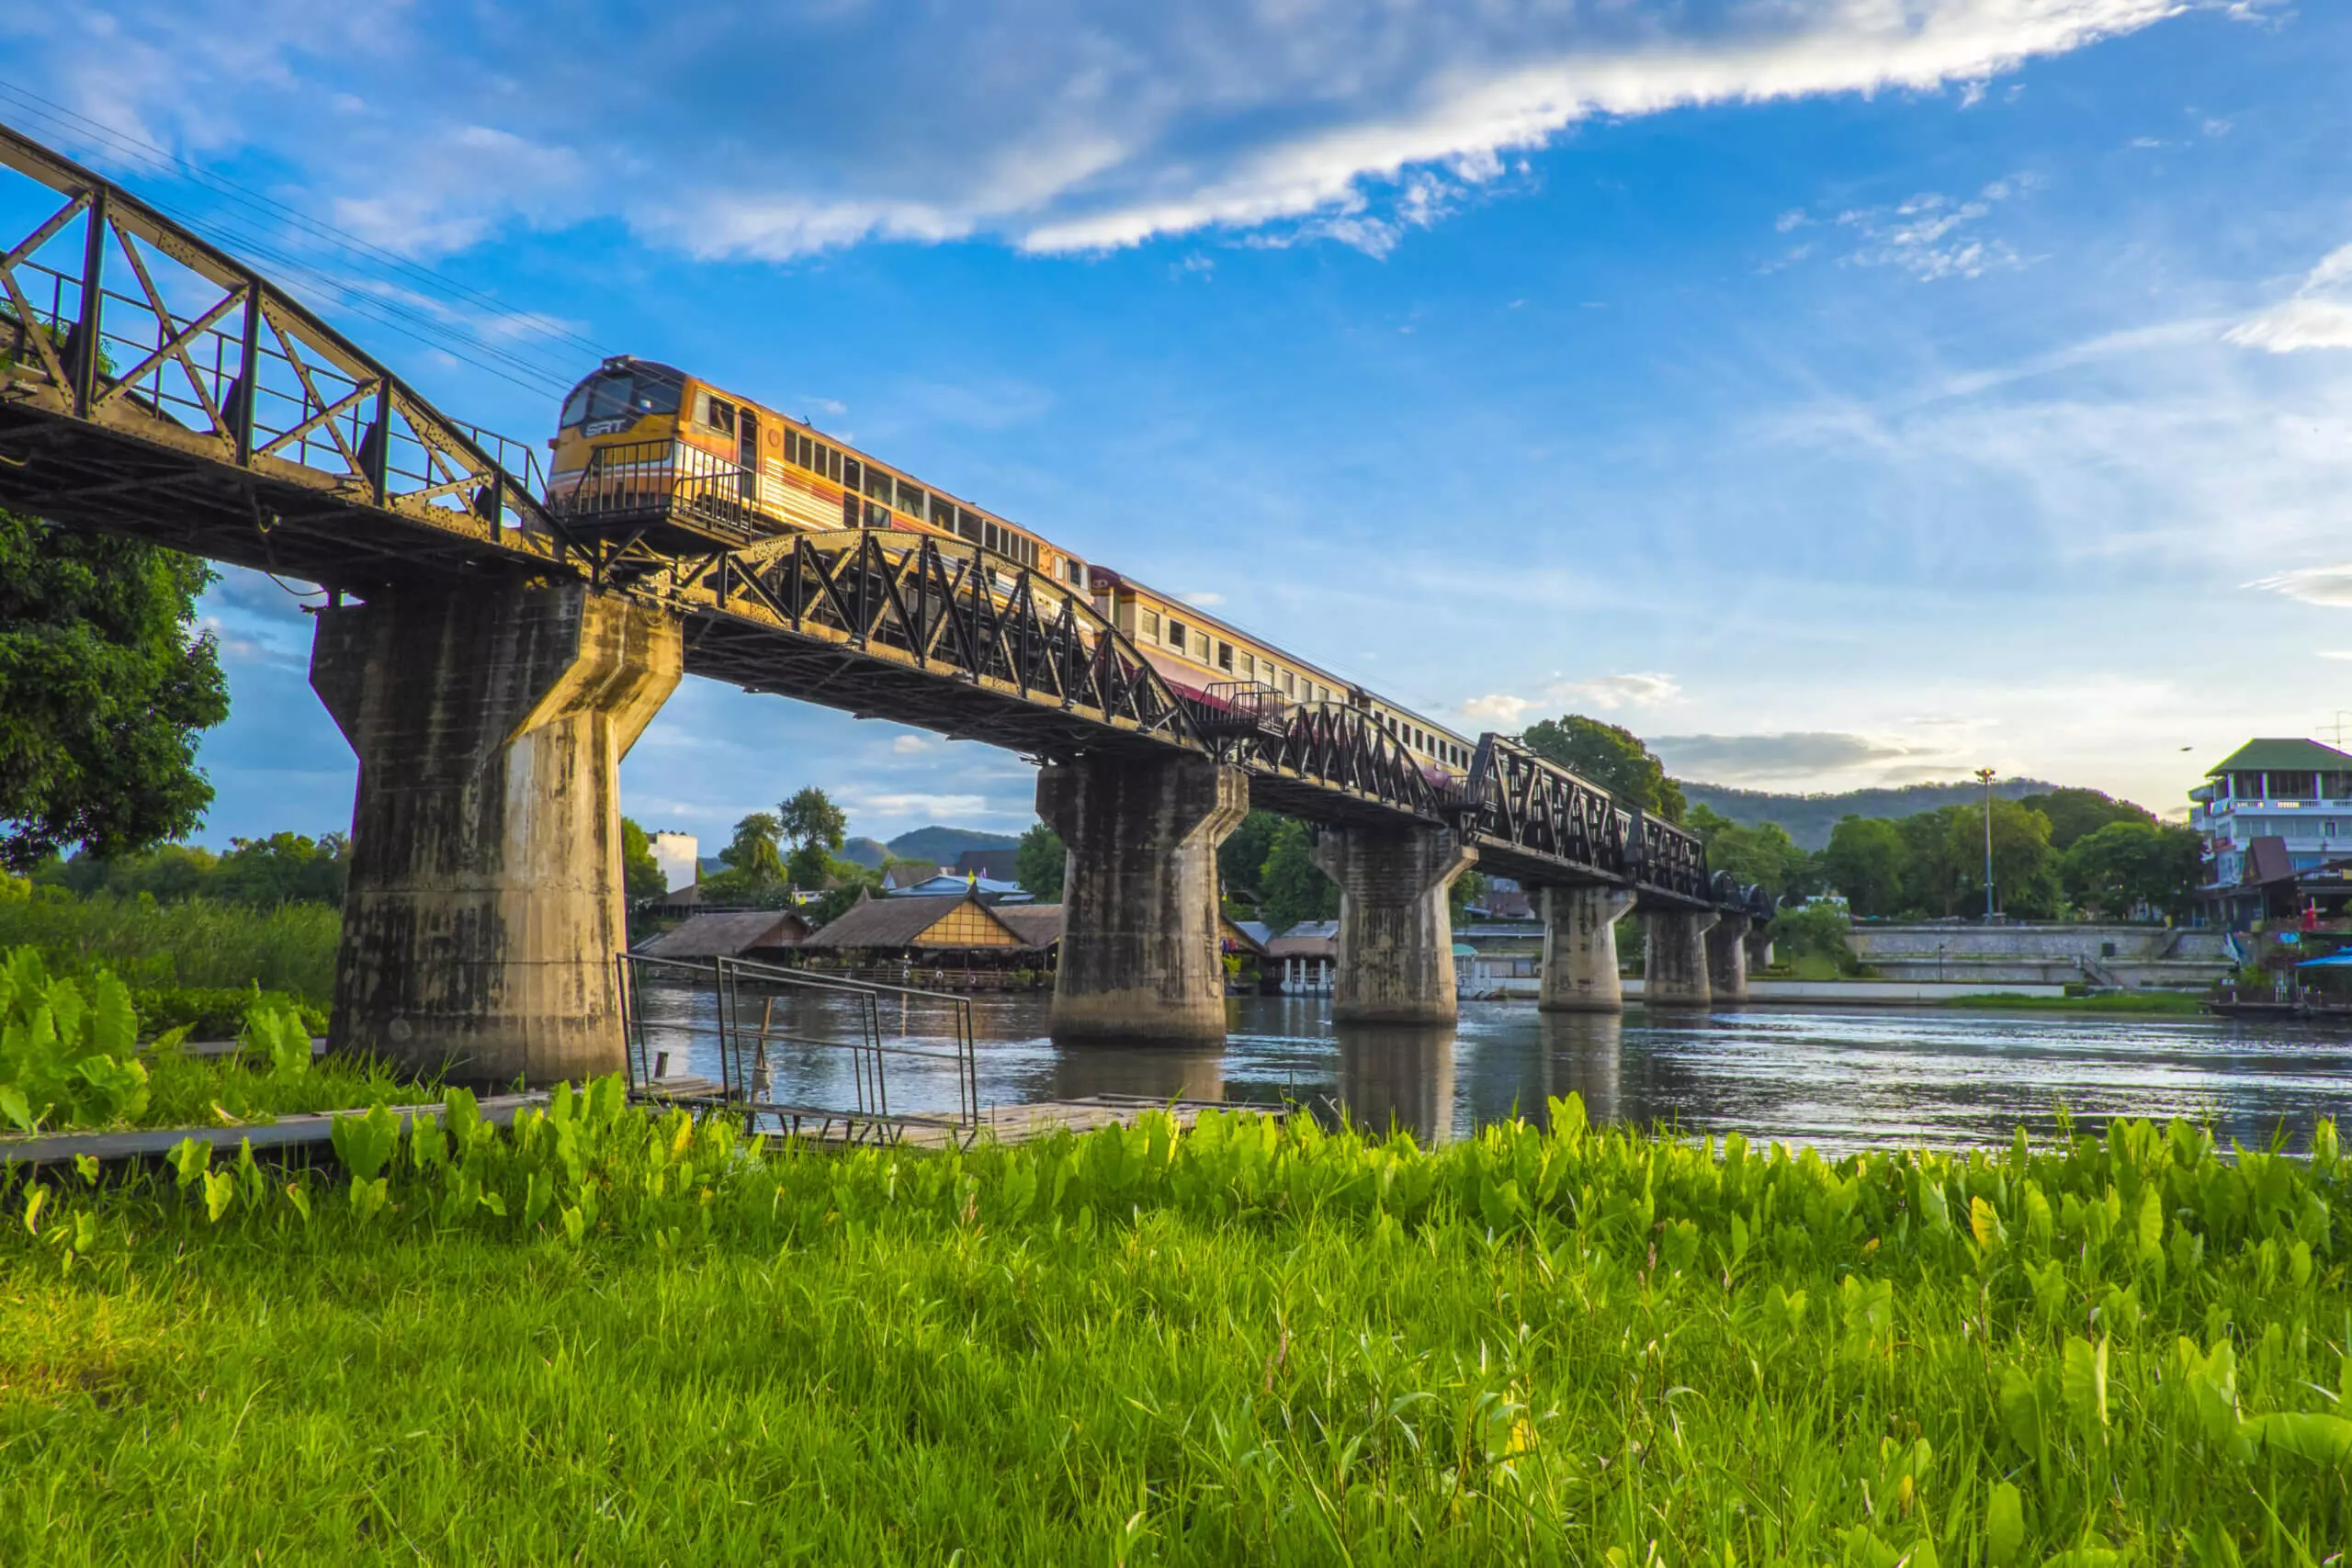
[0,125,549,540]
[550,437,765,542]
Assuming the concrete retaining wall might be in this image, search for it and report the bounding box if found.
[1462,977,2073,1005]
[1847,924,2231,990]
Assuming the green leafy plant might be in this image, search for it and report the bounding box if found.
[238,995,313,1077]
[0,946,153,1130]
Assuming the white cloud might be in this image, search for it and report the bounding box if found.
[1648,730,1935,782]
[2227,244,2352,354]
[847,792,997,821]
[889,735,935,756]
[6,0,2184,263]
[1833,177,2035,281]
[2247,563,2352,607]
[1460,693,1532,725]
[1565,672,1682,709]
[1457,671,1679,728]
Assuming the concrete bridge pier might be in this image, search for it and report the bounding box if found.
[1536,885,1636,1012]
[311,578,683,1088]
[1641,908,1720,1008]
[1312,826,1476,1023]
[1038,752,1248,1044]
[1705,913,1752,1003]
[1745,924,1775,972]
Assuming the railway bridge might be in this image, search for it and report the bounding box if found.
[0,127,1771,1085]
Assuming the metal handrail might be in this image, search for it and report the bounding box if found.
[617,952,979,1133]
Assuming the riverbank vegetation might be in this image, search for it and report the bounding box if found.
[0,883,338,1006]
[0,948,417,1133]
[4,1083,2346,1559]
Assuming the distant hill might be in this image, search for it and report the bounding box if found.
[884,825,1021,864]
[839,837,892,868]
[1679,778,2061,852]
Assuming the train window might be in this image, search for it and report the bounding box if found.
[1142,610,1159,640]
[1167,619,1187,654]
[865,466,891,501]
[700,394,737,436]
[901,482,929,516]
[958,509,981,543]
[866,500,890,528]
[1216,641,1234,672]
[842,457,863,493]
[983,521,1000,553]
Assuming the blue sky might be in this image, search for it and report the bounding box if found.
[6,0,2350,848]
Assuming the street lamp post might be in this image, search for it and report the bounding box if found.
[1974,766,1997,920]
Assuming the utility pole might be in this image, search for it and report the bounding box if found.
[1974,766,1997,920]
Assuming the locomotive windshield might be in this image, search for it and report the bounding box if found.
[560,360,684,428]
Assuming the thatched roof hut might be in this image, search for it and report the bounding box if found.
[799,888,1051,962]
[635,908,813,963]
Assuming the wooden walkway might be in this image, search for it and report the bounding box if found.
[0,1092,548,1168]
[1,1088,1271,1171]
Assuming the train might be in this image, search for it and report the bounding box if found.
[548,355,1476,780]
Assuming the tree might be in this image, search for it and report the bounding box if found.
[1896,807,1965,916]
[2062,820,2204,919]
[777,786,847,854]
[1015,821,1066,901]
[620,818,668,906]
[1949,799,2059,919]
[1520,715,1686,824]
[213,832,349,907]
[720,812,786,886]
[1217,810,1285,911]
[2018,787,2155,852]
[1767,902,1860,976]
[1448,867,1491,920]
[1257,818,1339,931]
[805,860,882,924]
[1705,820,1812,898]
[1822,815,1905,917]
[1683,803,1736,844]
[0,514,231,871]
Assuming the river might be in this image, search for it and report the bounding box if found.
[632,988,2352,1154]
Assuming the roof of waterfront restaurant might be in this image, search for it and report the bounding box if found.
[997,904,1065,948]
[2207,739,2352,776]
[1265,919,1339,958]
[800,889,1043,952]
[635,909,811,959]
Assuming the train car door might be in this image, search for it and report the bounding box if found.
[736,410,760,505]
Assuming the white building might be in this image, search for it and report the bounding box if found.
[2189,739,2352,894]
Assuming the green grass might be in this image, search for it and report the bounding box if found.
[1950,991,2209,1015]
[130,1044,434,1129]
[2,1087,2347,1562]
[0,894,339,1005]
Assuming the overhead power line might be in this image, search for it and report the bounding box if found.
[0,81,609,400]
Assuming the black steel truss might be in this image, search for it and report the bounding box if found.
[0,119,1751,914]
[1457,736,1764,911]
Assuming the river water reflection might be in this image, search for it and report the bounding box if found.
[642,990,2352,1154]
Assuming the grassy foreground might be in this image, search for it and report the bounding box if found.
[3,1087,2348,1563]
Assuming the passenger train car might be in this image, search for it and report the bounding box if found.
[549,355,1475,780]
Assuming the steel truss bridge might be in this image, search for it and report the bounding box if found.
[0,125,1764,919]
